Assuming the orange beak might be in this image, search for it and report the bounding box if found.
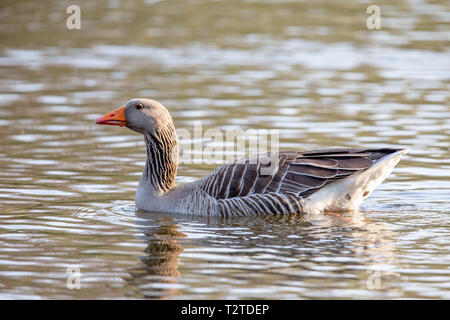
[95,105,127,126]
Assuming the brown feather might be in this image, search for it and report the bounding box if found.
[198,148,401,201]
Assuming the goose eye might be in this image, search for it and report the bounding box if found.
[135,104,143,110]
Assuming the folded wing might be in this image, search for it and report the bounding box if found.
[199,148,400,200]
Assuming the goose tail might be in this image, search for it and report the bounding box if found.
[303,149,409,213]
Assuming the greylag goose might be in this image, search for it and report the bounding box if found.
[96,98,407,216]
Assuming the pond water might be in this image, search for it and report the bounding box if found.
[0,0,449,299]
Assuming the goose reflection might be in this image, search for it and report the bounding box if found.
[128,209,401,299]
[128,211,186,299]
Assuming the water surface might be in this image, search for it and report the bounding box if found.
[0,0,449,299]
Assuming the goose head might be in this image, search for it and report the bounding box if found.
[96,98,179,194]
[95,98,175,137]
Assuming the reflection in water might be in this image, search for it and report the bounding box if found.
[125,210,404,299]
[128,212,186,299]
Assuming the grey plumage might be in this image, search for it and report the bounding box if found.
[96,98,407,216]
[193,148,403,216]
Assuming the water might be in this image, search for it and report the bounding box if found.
[0,0,449,299]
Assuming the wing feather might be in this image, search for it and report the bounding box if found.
[197,148,403,206]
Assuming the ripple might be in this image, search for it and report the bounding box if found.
[0,0,448,300]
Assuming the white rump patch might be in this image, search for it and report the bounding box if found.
[303,149,408,214]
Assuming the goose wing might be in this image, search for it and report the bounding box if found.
[197,148,401,200]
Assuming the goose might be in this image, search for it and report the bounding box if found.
[96,98,408,216]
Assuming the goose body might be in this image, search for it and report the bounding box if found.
[96,99,407,216]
